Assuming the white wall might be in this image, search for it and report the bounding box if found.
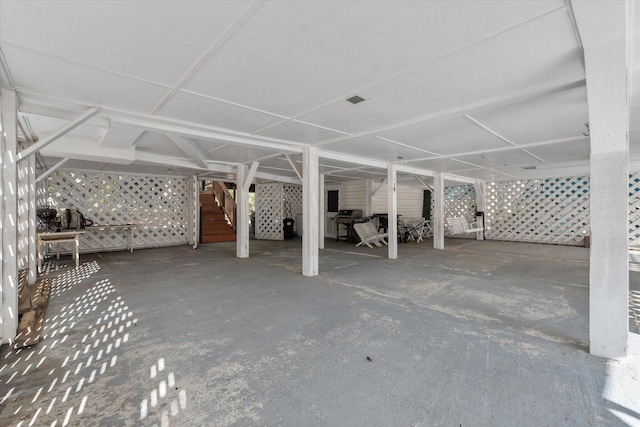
[339,180,424,217]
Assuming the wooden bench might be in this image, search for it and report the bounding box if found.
[446,217,484,236]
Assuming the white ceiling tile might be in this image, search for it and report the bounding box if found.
[155,91,283,134]
[378,116,509,156]
[255,120,347,144]
[322,135,430,163]
[454,149,540,168]
[406,158,482,173]
[183,1,564,117]
[3,45,169,112]
[0,1,252,85]
[471,85,588,145]
[135,132,187,159]
[204,145,276,164]
[525,139,590,163]
[299,9,583,135]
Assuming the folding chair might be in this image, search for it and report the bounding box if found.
[353,222,389,248]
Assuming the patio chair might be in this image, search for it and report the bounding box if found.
[404,218,433,243]
[353,222,389,248]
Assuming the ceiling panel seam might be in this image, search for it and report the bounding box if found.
[149,1,265,115]
[313,77,586,148]
[251,5,570,127]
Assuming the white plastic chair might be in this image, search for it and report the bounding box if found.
[353,222,389,248]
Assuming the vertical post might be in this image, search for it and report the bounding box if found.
[473,179,486,240]
[365,179,373,217]
[387,164,398,259]
[433,173,445,250]
[572,0,630,359]
[236,165,250,258]
[302,147,319,276]
[187,175,194,247]
[1,89,19,344]
[319,173,325,250]
[28,153,36,283]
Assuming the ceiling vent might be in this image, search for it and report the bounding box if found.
[346,95,366,105]
[522,166,537,170]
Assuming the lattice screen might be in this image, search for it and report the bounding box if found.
[443,185,477,226]
[283,185,303,218]
[46,171,190,251]
[256,183,284,240]
[629,173,640,248]
[485,176,590,245]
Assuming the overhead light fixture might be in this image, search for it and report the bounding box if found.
[346,95,366,105]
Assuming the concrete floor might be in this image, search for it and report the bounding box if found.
[1,238,640,426]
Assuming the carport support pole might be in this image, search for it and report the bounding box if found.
[236,165,250,258]
[387,164,398,259]
[474,179,486,240]
[302,147,319,276]
[433,173,444,250]
[573,0,630,358]
[1,89,19,344]
[319,173,325,250]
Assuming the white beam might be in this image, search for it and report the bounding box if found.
[36,157,69,184]
[242,162,259,194]
[319,173,325,250]
[415,176,433,192]
[285,154,303,181]
[1,89,19,344]
[387,164,398,260]
[302,147,319,276]
[112,115,304,153]
[27,153,36,284]
[42,139,135,165]
[372,178,387,197]
[168,135,209,169]
[433,173,445,250]
[365,179,373,217]
[236,164,250,259]
[17,107,100,161]
[136,151,233,173]
[572,0,630,358]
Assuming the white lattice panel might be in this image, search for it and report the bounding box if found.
[46,171,190,251]
[629,173,640,247]
[486,176,589,245]
[256,183,284,240]
[443,185,477,231]
[283,185,302,218]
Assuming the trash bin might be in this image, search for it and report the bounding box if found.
[475,211,485,240]
[283,218,295,240]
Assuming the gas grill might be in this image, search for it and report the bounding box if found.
[334,209,366,242]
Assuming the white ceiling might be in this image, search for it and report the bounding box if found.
[0,0,638,185]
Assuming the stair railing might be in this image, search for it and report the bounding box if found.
[213,181,236,231]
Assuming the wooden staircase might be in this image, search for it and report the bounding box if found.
[200,190,236,243]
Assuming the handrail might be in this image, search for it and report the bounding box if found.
[213,181,236,231]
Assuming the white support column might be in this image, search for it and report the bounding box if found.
[573,0,630,358]
[236,165,250,258]
[319,173,325,250]
[433,173,445,250]
[1,89,19,344]
[28,152,36,284]
[387,164,398,259]
[188,175,200,249]
[365,179,374,217]
[302,147,319,276]
[473,179,486,240]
